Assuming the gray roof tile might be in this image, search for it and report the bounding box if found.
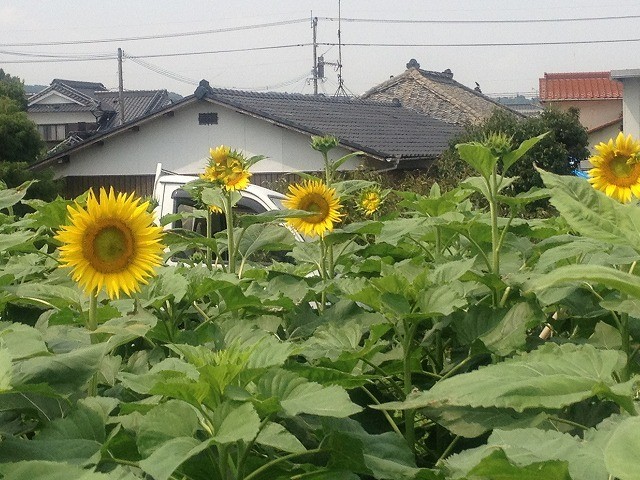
[206,87,461,159]
[93,90,172,128]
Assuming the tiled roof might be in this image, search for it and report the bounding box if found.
[36,82,463,166]
[361,64,517,125]
[93,90,172,128]
[28,81,98,107]
[28,103,97,113]
[539,72,623,101]
[206,87,461,159]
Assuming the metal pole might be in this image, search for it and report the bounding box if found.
[312,16,318,95]
[117,48,125,125]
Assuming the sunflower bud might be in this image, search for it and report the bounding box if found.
[481,132,513,158]
[310,135,340,154]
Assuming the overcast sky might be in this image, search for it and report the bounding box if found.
[1,0,639,98]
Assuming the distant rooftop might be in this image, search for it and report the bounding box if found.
[539,72,623,101]
[361,59,519,125]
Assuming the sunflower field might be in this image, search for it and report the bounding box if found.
[0,132,639,480]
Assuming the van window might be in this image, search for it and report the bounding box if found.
[171,189,269,236]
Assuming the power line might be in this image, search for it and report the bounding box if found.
[0,18,309,47]
[320,14,640,24]
[318,37,640,48]
[231,70,312,91]
[126,56,200,85]
[0,43,310,63]
[125,43,311,59]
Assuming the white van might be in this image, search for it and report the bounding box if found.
[152,164,287,234]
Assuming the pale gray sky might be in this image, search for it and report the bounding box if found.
[1,0,639,98]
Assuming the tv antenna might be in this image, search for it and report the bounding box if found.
[334,0,347,97]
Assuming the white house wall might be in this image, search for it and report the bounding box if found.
[28,111,96,125]
[53,100,363,178]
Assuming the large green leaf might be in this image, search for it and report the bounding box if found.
[237,223,295,259]
[325,418,439,480]
[603,416,640,480]
[445,422,620,480]
[257,369,362,417]
[136,400,199,457]
[419,404,549,438]
[256,422,306,453]
[0,183,31,212]
[11,344,106,395]
[540,169,640,250]
[0,438,101,465]
[210,401,260,444]
[0,323,48,361]
[524,264,640,300]
[456,142,498,179]
[419,282,467,317]
[0,347,12,391]
[0,230,37,252]
[478,302,545,356]
[0,461,139,480]
[376,343,628,413]
[501,133,547,173]
[138,437,209,480]
[5,283,82,310]
[466,449,571,480]
[94,310,158,351]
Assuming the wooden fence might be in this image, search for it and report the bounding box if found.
[63,172,306,198]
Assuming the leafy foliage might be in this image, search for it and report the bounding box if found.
[0,133,638,480]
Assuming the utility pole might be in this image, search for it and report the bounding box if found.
[312,16,318,95]
[117,48,125,125]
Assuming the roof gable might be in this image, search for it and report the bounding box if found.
[29,90,86,106]
[539,72,623,101]
[28,80,99,108]
[361,62,518,125]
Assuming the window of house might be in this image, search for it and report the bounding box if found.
[37,124,67,141]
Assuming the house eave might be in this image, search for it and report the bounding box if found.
[30,96,198,171]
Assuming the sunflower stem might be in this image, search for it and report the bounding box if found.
[206,208,213,270]
[88,291,98,332]
[224,190,236,275]
[87,291,98,397]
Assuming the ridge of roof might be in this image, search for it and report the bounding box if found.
[543,71,611,79]
[52,79,107,91]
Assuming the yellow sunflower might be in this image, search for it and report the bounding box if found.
[283,180,343,237]
[588,132,640,203]
[55,188,164,299]
[209,145,231,164]
[357,187,384,216]
[201,146,251,191]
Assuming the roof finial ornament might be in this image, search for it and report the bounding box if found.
[406,59,420,70]
[194,79,212,99]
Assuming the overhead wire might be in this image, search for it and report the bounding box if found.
[319,14,640,24]
[0,18,309,47]
[318,38,640,48]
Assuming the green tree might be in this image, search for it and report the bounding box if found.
[0,70,61,204]
[0,69,28,110]
[436,108,589,193]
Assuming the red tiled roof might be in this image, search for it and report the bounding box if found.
[539,72,623,101]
